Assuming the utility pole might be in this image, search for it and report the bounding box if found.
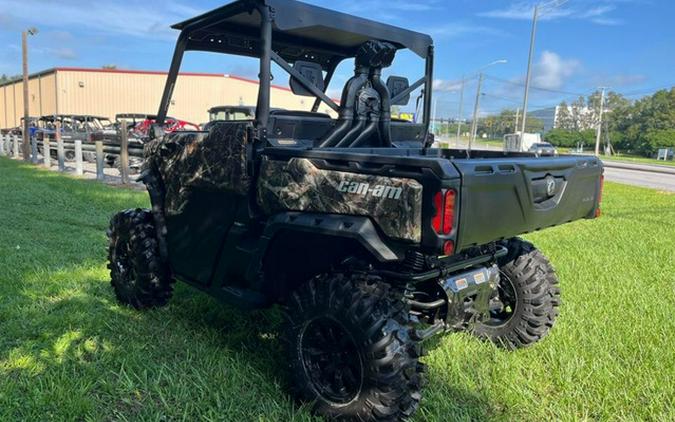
[519,0,568,135]
[456,75,465,146]
[469,73,484,152]
[21,31,30,160]
[514,107,521,131]
[431,98,438,135]
[594,87,607,156]
[520,4,538,135]
[21,27,38,162]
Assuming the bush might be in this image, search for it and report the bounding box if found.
[636,129,675,156]
[544,129,596,148]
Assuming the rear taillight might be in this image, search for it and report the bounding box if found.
[432,192,443,233]
[432,189,457,235]
[443,240,455,256]
[442,190,456,234]
[595,175,604,218]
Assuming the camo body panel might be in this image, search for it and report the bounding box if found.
[257,157,423,242]
[143,122,250,215]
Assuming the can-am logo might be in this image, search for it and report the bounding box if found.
[337,181,403,200]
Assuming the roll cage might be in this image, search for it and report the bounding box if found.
[155,0,434,145]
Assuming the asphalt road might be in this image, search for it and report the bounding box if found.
[603,165,675,192]
[436,139,675,192]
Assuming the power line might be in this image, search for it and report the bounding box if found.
[618,85,674,97]
[481,90,586,112]
[481,92,551,109]
[483,74,589,97]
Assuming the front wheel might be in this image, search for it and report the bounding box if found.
[473,238,561,349]
[283,273,424,421]
[107,209,173,309]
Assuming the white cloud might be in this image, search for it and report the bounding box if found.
[0,0,197,40]
[479,1,623,25]
[49,47,78,60]
[532,50,581,90]
[337,0,442,13]
[424,22,507,40]
[479,2,573,20]
[589,17,623,26]
[306,0,443,23]
[593,73,648,87]
[580,5,616,18]
[433,79,464,92]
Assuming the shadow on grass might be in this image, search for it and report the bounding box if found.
[0,157,498,420]
[1,272,499,420]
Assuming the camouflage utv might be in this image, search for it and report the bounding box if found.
[107,0,603,420]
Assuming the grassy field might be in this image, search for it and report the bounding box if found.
[1,156,674,421]
[602,153,675,167]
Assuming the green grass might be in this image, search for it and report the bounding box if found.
[602,153,675,167]
[1,156,674,421]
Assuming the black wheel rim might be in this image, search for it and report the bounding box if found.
[484,272,518,327]
[112,236,136,295]
[299,317,364,405]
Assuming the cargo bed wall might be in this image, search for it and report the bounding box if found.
[452,156,602,250]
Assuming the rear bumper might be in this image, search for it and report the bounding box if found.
[374,245,507,284]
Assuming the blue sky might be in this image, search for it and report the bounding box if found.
[1,0,673,117]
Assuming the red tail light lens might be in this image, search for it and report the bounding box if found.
[443,240,455,256]
[432,191,443,233]
[433,189,457,235]
[443,189,456,234]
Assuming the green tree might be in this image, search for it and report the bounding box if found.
[0,74,21,84]
[555,101,574,130]
[544,128,596,148]
[611,88,675,155]
[570,96,589,130]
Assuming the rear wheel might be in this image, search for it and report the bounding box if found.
[283,273,424,421]
[107,209,173,309]
[473,238,560,349]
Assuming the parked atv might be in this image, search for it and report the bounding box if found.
[107,1,603,420]
[36,114,111,161]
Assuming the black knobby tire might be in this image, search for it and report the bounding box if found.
[473,238,561,349]
[107,209,173,309]
[283,273,424,421]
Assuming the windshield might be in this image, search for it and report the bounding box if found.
[209,109,254,121]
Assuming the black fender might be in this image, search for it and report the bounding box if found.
[246,212,400,284]
[265,212,399,261]
[137,167,170,262]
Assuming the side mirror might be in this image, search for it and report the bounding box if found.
[387,76,410,106]
[290,61,324,97]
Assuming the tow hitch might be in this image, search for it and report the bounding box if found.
[407,263,501,340]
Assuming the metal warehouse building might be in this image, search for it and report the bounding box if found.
[0,67,326,129]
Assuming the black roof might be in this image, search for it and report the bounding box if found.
[172,0,433,64]
[208,105,256,114]
[115,113,153,119]
[39,114,107,121]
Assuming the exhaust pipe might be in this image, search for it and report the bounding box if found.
[370,69,392,147]
[349,119,378,147]
[335,118,366,148]
[319,68,369,148]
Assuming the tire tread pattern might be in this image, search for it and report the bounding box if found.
[107,208,173,309]
[283,273,424,421]
[475,237,560,349]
